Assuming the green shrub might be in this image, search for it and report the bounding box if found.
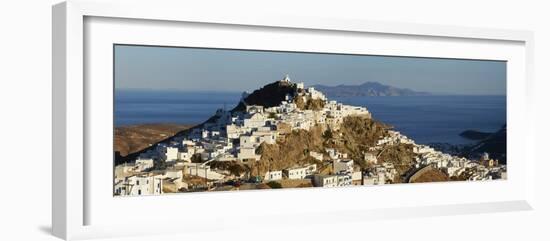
[266,181,282,189]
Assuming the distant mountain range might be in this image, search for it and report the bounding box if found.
[311,82,431,97]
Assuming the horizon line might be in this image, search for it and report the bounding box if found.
[114,88,505,96]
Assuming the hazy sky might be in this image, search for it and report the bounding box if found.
[114,45,506,95]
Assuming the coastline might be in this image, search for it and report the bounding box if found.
[114,123,195,162]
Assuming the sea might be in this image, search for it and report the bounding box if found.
[115,90,506,145]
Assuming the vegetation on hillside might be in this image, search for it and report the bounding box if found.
[266,181,283,189]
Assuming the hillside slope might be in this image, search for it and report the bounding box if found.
[114,124,193,157]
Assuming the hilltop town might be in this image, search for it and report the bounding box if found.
[114,75,507,196]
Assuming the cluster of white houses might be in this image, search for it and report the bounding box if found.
[371,128,507,181]
[114,76,506,196]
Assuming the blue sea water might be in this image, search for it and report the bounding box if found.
[115,90,506,145]
[115,90,242,126]
[332,95,506,145]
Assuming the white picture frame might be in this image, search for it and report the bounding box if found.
[52,0,535,240]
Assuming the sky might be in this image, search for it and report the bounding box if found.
[114,45,506,95]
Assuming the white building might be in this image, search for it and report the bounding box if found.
[413,145,435,154]
[164,169,183,180]
[114,174,163,196]
[240,135,259,148]
[312,174,338,188]
[178,149,193,162]
[114,163,135,178]
[351,171,363,185]
[237,147,260,161]
[306,87,327,100]
[182,163,226,180]
[363,172,386,186]
[309,151,324,161]
[333,159,354,174]
[134,158,154,172]
[226,124,247,140]
[161,146,179,162]
[326,148,348,160]
[284,166,309,179]
[264,170,283,181]
[251,130,278,145]
[243,113,267,129]
[336,174,353,187]
[304,164,317,176]
[313,174,352,187]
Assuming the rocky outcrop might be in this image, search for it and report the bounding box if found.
[233,80,297,111]
[464,125,507,163]
[459,130,492,140]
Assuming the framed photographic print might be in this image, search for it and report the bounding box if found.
[52,0,535,240]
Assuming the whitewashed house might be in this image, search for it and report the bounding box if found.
[114,174,163,196]
[284,166,309,179]
[264,170,283,181]
[134,158,154,172]
[333,159,354,174]
[240,135,259,148]
[352,171,363,185]
[182,163,225,180]
[243,113,267,129]
[251,130,278,145]
[326,148,348,160]
[336,174,353,187]
[114,163,135,178]
[304,164,317,176]
[312,174,338,188]
[161,146,179,162]
[237,147,260,161]
[164,169,183,180]
[178,149,193,162]
[363,172,385,186]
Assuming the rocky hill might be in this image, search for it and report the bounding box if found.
[114,124,193,165]
[464,125,507,163]
[114,124,193,157]
[312,82,430,97]
[115,78,470,184]
[233,80,296,111]
[248,115,417,182]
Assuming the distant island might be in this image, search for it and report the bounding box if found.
[431,126,507,164]
[460,130,492,140]
[463,126,507,164]
[311,81,431,97]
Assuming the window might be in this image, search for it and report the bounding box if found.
[138,190,141,195]
[136,180,140,185]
